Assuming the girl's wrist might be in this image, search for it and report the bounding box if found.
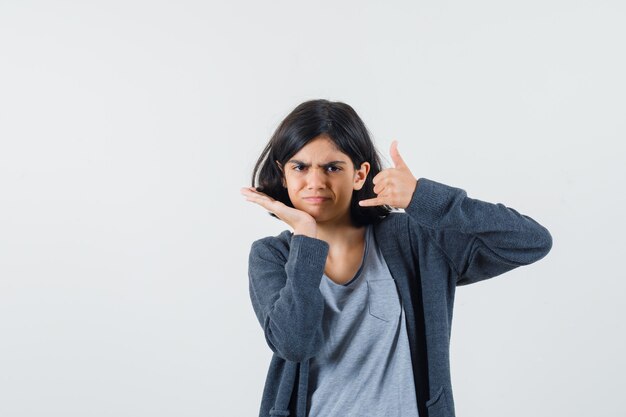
[293,223,317,238]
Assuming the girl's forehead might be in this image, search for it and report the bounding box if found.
[291,136,349,161]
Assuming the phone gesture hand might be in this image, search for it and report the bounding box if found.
[358,140,418,209]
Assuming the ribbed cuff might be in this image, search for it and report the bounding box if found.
[285,234,329,287]
[405,177,456,228]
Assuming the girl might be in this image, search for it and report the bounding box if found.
[240,99,552,417]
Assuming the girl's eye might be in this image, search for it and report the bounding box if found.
[291,165,341,172]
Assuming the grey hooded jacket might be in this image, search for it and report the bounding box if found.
[247,177,553,417]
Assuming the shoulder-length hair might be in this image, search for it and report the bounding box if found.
[251,99,392,227]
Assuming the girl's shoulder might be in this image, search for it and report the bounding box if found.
[372,210,410,234]
[248,229,293,263]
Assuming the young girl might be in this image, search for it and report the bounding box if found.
[240,99,552,417]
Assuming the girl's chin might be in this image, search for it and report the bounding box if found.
[301,208,323,217]
[296,207,328,220]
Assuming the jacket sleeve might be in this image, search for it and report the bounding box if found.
[405,178,553,286]
[248,234,329,362]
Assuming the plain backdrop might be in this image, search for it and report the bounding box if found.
[1,1,625,416]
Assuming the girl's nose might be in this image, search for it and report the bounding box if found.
[306,168,326,189]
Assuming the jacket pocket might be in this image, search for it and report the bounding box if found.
[426,386,449,417]
[367,279,401,322]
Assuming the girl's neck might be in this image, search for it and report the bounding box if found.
[315,217,366,249]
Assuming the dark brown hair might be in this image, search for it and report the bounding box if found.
[251,99,391,227]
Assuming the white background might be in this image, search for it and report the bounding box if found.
[1,1,624,416]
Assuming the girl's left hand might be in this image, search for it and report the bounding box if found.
[358,140,418,210]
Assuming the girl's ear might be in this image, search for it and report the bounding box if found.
[275,160,287,188]
[354,161,370,190]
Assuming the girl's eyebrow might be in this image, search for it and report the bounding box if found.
[287,159,347,167]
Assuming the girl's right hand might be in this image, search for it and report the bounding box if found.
[240,187,318,237]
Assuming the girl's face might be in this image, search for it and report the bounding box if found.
[278,135,370,226]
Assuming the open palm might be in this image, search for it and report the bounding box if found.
[240,187,316,232]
